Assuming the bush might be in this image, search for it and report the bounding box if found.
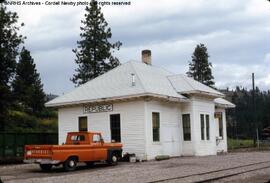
[228,138,254,149]
[155,155,170,161]
[36,108,57,118]
[7,110,38,132]
[6,110,58,133]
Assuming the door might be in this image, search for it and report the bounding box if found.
[92,133,106,160]
[110,114,121,142]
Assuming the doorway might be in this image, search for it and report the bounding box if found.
[110,114,121,142]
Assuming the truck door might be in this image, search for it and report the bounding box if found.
[92,134,107,160]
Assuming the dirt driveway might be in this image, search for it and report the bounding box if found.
[1,152,270,183]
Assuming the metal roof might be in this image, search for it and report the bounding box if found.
[167,74,224,97]
[214,98,236,108]
[46,61,229,107]
[46,61,186,107]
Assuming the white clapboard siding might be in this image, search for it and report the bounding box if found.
[145,101,182,160]
[191,96,217,156]
[58,100,146,159]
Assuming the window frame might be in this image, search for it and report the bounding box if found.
[182,114,191,141]
[200,113,211,141]
[110,113,121,143]
[71,135,85,142]
[206,114,210,140]
[152,112,160,142]
[92,134,102,143]
[200,114,205,140]
[215,112,224,139]
[78,116,88,132]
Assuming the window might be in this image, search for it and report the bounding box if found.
[152,112,160,142]
[182,114,191,141]
[71,135,85,141]
[206,114,210,140]
[110,114,121,142]
[201,114,211,141]
[93,134,101,143]
[200,114,205,140]
[215,112,223,139]
[78,117,88,131]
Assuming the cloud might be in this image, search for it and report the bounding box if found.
[5,0,270,94]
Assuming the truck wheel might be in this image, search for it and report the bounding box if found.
[64,157,77,171]
[108,153,118,165]
[40,164,52,171]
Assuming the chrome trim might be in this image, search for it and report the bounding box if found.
[24,159,61,164]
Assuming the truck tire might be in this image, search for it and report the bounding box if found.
[64,157,77,171]
[40,164,52,171]
[108,152,118,165]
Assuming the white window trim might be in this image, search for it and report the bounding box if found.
[151,110,161,145]
[182,113,192,142]
[77,115,88,132]
[200,113,211,142]
[108,112,122,143]
[215,111,224,140]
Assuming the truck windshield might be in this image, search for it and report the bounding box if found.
[71,135,85,141]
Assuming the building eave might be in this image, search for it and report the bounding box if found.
[215,103,236,109]
[181,90,224,98]
[45,93,189,108]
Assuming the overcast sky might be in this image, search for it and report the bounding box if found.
[7,0,270,95]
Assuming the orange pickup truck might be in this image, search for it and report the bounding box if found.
[24,132,122,171]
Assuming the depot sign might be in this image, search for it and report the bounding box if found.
[83,104,113,113]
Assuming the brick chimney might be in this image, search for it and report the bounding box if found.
[142,49,151,65]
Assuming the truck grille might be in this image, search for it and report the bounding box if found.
[31,150,51,155]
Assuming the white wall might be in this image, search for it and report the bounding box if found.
[145,100,182,160]
[57,97,226,160]
[189,96,217,156]
[181,101,194,156]
[58,100,146,159]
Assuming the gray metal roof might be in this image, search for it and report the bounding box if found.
[46,61,186,107]
[46,61,227,107]
[214,98,236,108]
[167,74,224,97]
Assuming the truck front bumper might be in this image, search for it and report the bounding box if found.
[24,159,61,165]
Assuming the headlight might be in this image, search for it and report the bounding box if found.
[26,150,32,156]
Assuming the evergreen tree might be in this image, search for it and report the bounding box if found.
[0,2,25,130]
[187,43,215,87]
[12,47,46,114]
[71,0,122,86]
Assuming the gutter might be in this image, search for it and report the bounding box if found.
[45,93,189,108]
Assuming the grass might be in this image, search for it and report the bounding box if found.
[228,138,254,149]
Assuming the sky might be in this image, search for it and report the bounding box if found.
[6,0,270,95]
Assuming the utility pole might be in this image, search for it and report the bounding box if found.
[252,73,259,148]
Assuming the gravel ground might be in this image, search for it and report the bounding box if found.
[0,152,270,183]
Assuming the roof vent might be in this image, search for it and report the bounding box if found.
[142,49,151,65]
[131,73,135,86]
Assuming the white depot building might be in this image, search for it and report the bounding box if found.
[46,50,235,160]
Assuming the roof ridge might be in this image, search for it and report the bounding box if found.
[129,60,174,75]
[166,75,180,94]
